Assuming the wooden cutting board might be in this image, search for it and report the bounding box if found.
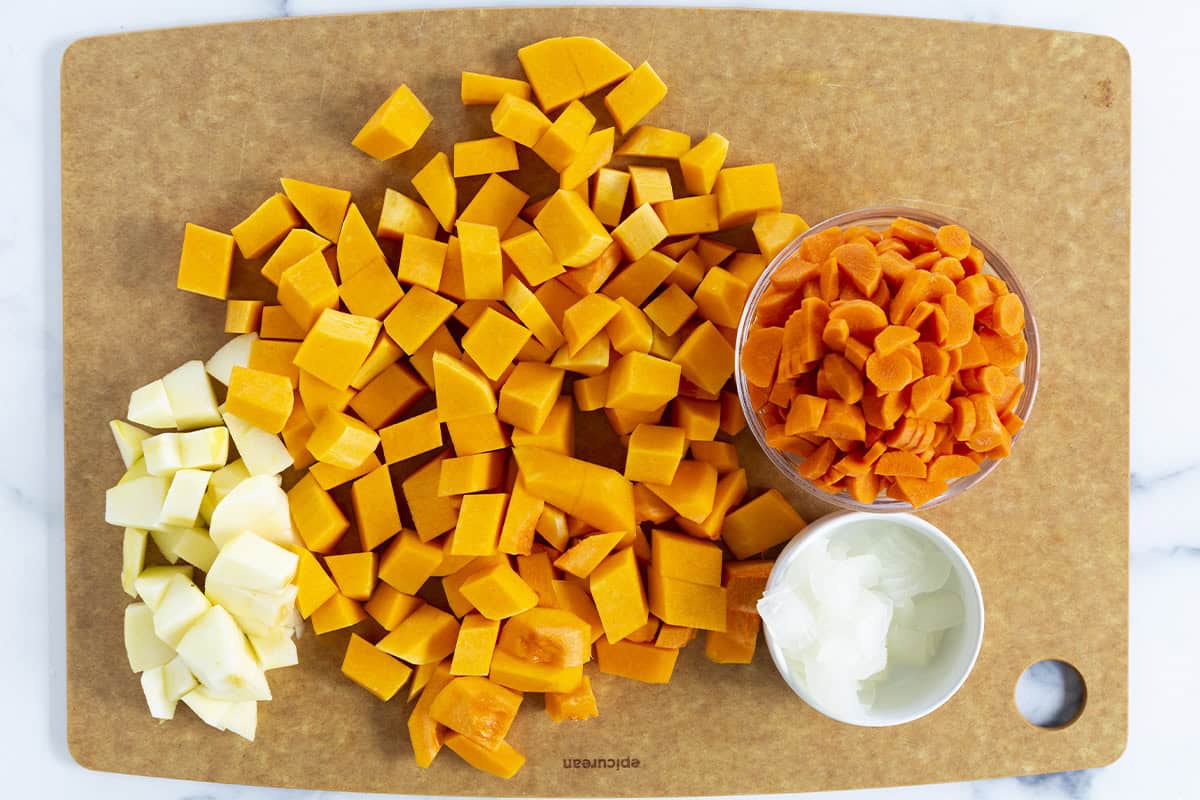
[61,8,1130,795]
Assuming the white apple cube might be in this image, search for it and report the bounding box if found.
[206,333,257,386]
[179,427,229,470]
[248,629,299,671]
[110,420,150,468]
[149,527,182,563]
[206,581,297,638]
[172,528,219,572]
[207,532,298,593]
[221,700,258,741]
[221,409,293,477]
[142,434,183,476]
[175,605,271,702]
[128,379,176,429]
[105,476,169,529]
[208,475,297,549]
[158,469,211,528]
[163,360,222,430]
[163,655,197,702]
[134,565,194,609]
[151,573,210,647]
[117,458,150,486]
[121,528,147,598]
[199,459,250,524]
[124,603,175,672]
[181,687,231,731]
[140,666,177,720]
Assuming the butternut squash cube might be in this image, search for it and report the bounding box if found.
[395,235,447,292]
[384,286,457,355]
[693,267,750,328]
[591,167,631,227]
[491,94,552,148]
[714,163,782,228]
[410,326,462,390]
[589,547,648,643]
[679,133,729,196]
[534,278,584,328]
[516,551,557,606]
[297,370,355,423]
[351,335,403,390]
[278,250,338,333]
[288,473,349,553]
[177,223,235,299]
[565,36,632,94]
[432,353,497,424]
[342,633,412,701]
[447,493,508,557]
[624,424,686,484]
[644,460,718,523]
[612,203,669,261]
[512,445,634,532]
[311,591,367,635]
[603,62,668,134]
[231,193,301,259]
[655,624,693,649]
[446,412,510,456]
[605,298,653,355]
[308,452,381,491]
[280,401,316,471]
[325,551,378,602]
[411,152,458,232]
[554,531,625,579]
[647,568,727,631]
[550,580,603,643]
[454,137,520,178]
[497,363,564,433]
[503,276,564,351]
[442,554,508,617]
[365,582,423,630]
[462,71,532,105]
[594,638,678,683]
[380,409,443,465]
[705,608,760,664]
[408,660,453,767]
[722,488,806,559]
[673,396,721,441]
[489,649,583,693]
[532,100,595,172]
[379,604,461,664]
[518,37,585,112]
[307,411,379,470]
[511,394,575,455]
[665,249,707,294]
[498,476,545,556]
[280,178,350,242]
[378,188,438,241]
[338,260,404,320]
[654,195,719,236]
[454,221,504,300]
[559,127,615,190]
[545,674,599,722]
[351,84,431,159]
[572,372,609,412]
[672,320,735,395]
[643,283,697,336]
[501,231,565,288]
[351,463,401,550]
[634,483,676,526]
[752,211,809,260]
[378,529,444,595]
[674,462,745,542]
[562,293,620,355]
[225,367,293,434]
[290,544,339,618]
[336,204,388,282]
[723,559,774,613]
[444,732,526,779]
[628,165,674,207]
[461,307,532,380]
[534,189,612,268]
[690,440,740,473]
[602,251,675,305]
[400,453,460,542]
[450,614,501,677]
[605,352,682,413]
[460,560,539,620]
[261,228,329,286]
[294,309,381,391]
[348,362,426,430]
[616,125,691,158]
[461,174,530,234]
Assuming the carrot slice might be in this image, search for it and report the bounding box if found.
[1000,411,1025,436]
[956,274,995,313]
[966,393,1005,452]
[979,330,1028,371]
[770,256,819,290]
[795,438,838,480]
[928,454,980,482]
[939,293,975,350]
[910,251,941,270]
[846,471,881,503]
[820,352,863,404]
[916,341,951,376]
[875,450,927,478]
[798,226,844,263]
[874,325,920,358]
[843,337,871,371]
[888,270,932,325]
[765,424,817,457]
[755,285,802,327]
[865,350,913,393]
[815,398,866,441]
[740,326,784,388]
[987,293,1025,337]
[930,256,965,282]
[875,237,912,258]
[784,394,826,435]
[890,476,949,508]
[843,225,882,244]
[961,365,1005,396]
[958,332,990,369]
[832,242,882,296]
[926,272,956,301]
[822,317,850,352]
[909,375,951,416]
[962,245,985,276]
[934,224,971,259]
[828,299,887,343]
[949,396,976,441]
[818,256,839,303]
[888,217,937,249]
[878,250,915,287]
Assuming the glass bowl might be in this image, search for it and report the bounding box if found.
[734,207,1040,512]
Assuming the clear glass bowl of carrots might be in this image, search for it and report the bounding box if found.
[735,207,1040,511]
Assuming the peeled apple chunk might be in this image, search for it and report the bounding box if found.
[206,532,299,593]
[208,475,296,548]
[128,379,176,429]
[163,656,198,701]
[162,360,223,430]
[134,565,194,610]
[205,332,258,386]
[124,602,175,673]
[248,629,299,670]
[110,420,150,468]
[151,573,211,647]
[206,582,298,638]
[142,428,229,475]
[180,687,259,741]
[175,605,272,702]
[121,529,147,597]
[105,476,169,529]
[140,666,177,720]
[221,409,294,477]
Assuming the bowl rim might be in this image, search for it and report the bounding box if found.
[734,205,1041,513]
[761,510,986,727]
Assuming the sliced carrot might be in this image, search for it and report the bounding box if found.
[843,337,871,371]
[910,251,941,270]
[909,375,951,416]
[746,381,769,411]
[861,391,906,430]
[843,224,882,244]
[837,282,868,302]
[815,398,866,441]
[765,424,817,458]
[983,274,1010,297]
[832,242,882,296]
[890,476,948,508]
[822,317,850,352]
[939,293,975,350]
[956,274,995,313]
[828,299,887,343]
[883,417,924,450]
[770,256,819,290]
[869,279,891,309]
[1000,411,1025,436]
[888,270,932,325]
[930,256,965,282]
[916,341,951,376]
[820,352,863,404]
[962,245,985,276]
[962,365,1006,396]
[985,425,1013,459]
[995,375,1024,415]
[888,217,937,250]
[754,285,802,327]
[846,471,881,503]
[784,394,826,435]
[790,297,830,371]
[795,438,838,480]
[740,326,784,388]
[928,454,980,482]
[926,273,956,301]
[934,224,971,259]
[878,250,915,287]
[865,350,912,392]
[958,332,990,369]
[768,378,797,408]
[874,450,927,478]
[818,256,839,303]
[979,330,1028,371]
[966,393,1006,452]
[949,396,976,441]
[798,226,844,264]
[874,325,919,358]
[987,293,1025,337]
[874,237,912,258]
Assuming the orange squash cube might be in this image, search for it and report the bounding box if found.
[351,463,401,550]
[338,259,404,320]
[380,409,443,464]
[447,493,509,557]
[459,560,539,620]
[554,531,625,579]
[261,228,329,286]
[342,633,412,701]
[444,732,526,780]
[643,284,697,337]
[612,202,669,261]
[723,559,774,613]
[603,62,667,134]
[722,489,806,559]
[594,638,678,683]
[515,551,557,607]
[411,151,458,233]
[225,367,294,434]
[461,307,532,380]
[693,267,750,328]
[280,178,350,242]
[591,167,631,227]
[628,165,674,207]
[297,370,355,424]
[532,100,595,171]
[753,211,809,260]
[647,567,727,631]
[559,127,615,190]
[461,174,530,233]
[589,547,648,643]
[337,204,388,282]
[308,452,381,491]
[278,249,338,332]
[294,309,381,391]
[714,163,782,228]
[378,603,461,664]
[509,395,575,456]
[290,545,339,618]
[365,582,423,630]
[502,276,565,350]
[307,411,380,470]
[325,551,378,602]
[352,85,432,160]
[545,675,599,722]
[454,136,520,177]
[450,614,502,676]
[689,440,739,473]
[408,660,453,767]
[288,472,349,553]
[489,649,583,693]
[679,133,729,196]
[501,231,565,288]
[672,321,735,395]
[259,304,305,340]
[347,363,426,430]
[379,529,444,594]
[311,591,367,635]
[603,250,675,305]
[498,476,545,556]
[673,396,721,441]
[491,93,552,147]
[606,352,682,413]
[518,37,585,112]
[497,363,565,433]
[456,221,504,300]
[438,452,507,497]
[401,451,461,541]
[231,193,301,259]
[644,460,718,523]
[462,71,532,105]
[675,467,748,541]
[533,189,612,267]
[617,125,690,158]
[383,286,457,355]
[705,608,760,664]
[571,372,610,413]
[177,223,235,299]
[432,353,499,425]
[562,293,621,356]
[654,195,719,236]
[624,424,686,484]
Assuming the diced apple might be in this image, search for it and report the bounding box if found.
[128,379,176,429]
[117,458,150,485]
[205,333,258,386]
[140,666,177,720]
[105,476,169,529]
[110,420,150,468]
[149,528,182,563]
[221,409,293,477]
[162,360,222,430]
[175,605,272,702]
[159,469,211,528]
[181,687,231,731]
[247,629,299,671]
[163,655,197,702]
[221,699,258,742]
[142,434,183,476]
[171,528,219,572]
[121,528,147,598]
[124,603,175,672]
[178,427,230,470]
[200,459,250,524]
[151,573,211,647]
[207,581,298,637]
[207,532,299,593]
[134,565,194,609]
[209,476,297,549]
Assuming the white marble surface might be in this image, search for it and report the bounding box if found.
[2,0,1193,796]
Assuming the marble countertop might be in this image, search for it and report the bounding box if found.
[4,0,1193,797]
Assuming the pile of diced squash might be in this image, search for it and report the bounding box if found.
[174,35,810,778]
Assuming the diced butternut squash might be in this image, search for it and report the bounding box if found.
[616,125,690,158]
[290,545,339,618]
[232,193,301,259]
[278,250,338,333]
[288,472,349,553]
[604,62,668,133]
[589,547,648,643]
[451,614,502,677]
[439,452,507,496]
[365,582,423,630]
[553,531,625,579]
[714,164,781,228]
[606,352,682,412]
[352,85,432,160]
[432,352,498,423]
[647,568,727,631]
[705,609,760,664]
[177,223,235,299]
[512,446,634,532]
[545,675,599,722]
[412,152,458,232]
[325,551,377,602]
[651,529,723,585]
[402,452,462,541]
[679,133,729,196]
[624,424,686,484]
[672,321,735,395]
[654,195,719,236]
[644,460,718,523]
[378,604,461,664]
[408,660,453,767]
[498,475,545,556]
[454,136,520,177]
[307,411,379,470]
[723,489,806,559]
[534,189,613,268]
[444,733,526,780]
[430,675,522,749]
[225,367,293,434]
[447,493,509,556]
[490,648,583,693]
[595,638,678,683]
[342,633,412,701]
[311,592,367,635]
[460,560,539,620]
[518,37,585,112]
[497,606,591,666]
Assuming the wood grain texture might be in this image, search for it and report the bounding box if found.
[61,8,1130,795]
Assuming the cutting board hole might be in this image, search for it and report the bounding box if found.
[1015,660,1086,729]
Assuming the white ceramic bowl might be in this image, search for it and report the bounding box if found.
[762,511,985,727]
